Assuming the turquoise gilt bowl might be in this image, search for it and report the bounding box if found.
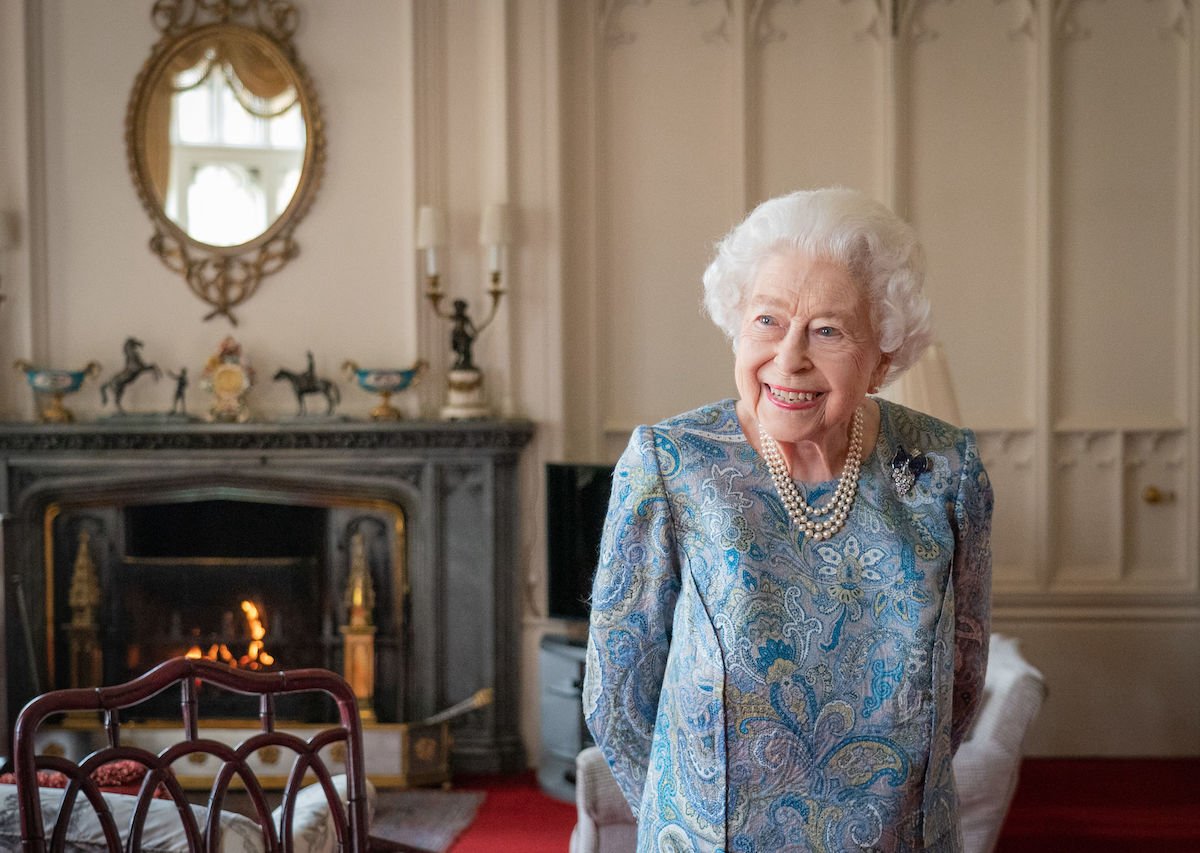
[342,359,427,420]
[14,359,102,423]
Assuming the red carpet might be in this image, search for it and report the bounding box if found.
[997,757,1200,852]
[446,758,1200,852]
[448,772,576,853]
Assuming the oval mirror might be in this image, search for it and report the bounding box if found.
[126,1,324,323]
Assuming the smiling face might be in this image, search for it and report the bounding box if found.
[734,249,891,457]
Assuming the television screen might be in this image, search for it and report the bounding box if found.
[545,462,614,622]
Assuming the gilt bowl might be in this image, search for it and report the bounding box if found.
[342,359,427,420]
[14,359,102,423]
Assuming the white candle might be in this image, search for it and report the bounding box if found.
[479,203,510,274]
[416,205,447,278]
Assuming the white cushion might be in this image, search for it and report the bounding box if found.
[954,634,1047,853]
[0,783,266,852]
[272,773,377,853]
[0,774,375,853]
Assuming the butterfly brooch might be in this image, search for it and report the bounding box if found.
[890,445,928,497]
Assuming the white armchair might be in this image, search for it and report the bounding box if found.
[569,633,1046,853]
[954,633,1048,852]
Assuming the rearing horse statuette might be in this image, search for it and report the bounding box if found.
[100,337,161,413]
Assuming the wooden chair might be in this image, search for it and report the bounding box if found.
[10,657,370,852]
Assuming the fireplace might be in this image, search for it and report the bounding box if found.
[53,493,403,723]
[0,419,533,776]
[119,499,325,676]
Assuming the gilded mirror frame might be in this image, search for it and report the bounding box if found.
[125,0,325,324]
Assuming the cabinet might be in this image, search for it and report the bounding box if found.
[538,634,591,802]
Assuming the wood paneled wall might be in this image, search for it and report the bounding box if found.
[558,0,1200,754]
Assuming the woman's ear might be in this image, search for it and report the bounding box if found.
[869,353,894,394]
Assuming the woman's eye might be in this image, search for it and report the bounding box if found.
[755,315,775,327]
[814,326,839,338]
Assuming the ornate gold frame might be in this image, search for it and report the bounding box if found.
[124,0,326,324]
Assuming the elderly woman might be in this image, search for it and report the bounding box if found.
[583,188,993,852]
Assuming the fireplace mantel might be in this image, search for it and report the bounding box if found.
[0,418,534,776]
[0,418,533,453]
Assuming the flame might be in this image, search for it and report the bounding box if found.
[181,601,276,670]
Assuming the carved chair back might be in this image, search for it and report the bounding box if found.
[12,658,369,852]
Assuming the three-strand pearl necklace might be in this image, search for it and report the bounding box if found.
[757,406,864,543]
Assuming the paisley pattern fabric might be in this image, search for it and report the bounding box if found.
[584,398,993,853]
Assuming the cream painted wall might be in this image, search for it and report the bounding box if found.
[3,0,1198,766]
[0,0,34,418]
[4,0,422,421]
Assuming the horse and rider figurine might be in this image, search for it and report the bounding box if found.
[274,351,340,416]
[99,337,161,414]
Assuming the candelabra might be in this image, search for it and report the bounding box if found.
[417,203,510,419]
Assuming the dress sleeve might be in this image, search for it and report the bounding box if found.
[949,428,994,751]
[582,426,681,817]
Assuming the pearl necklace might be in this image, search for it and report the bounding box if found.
[758,407,864,543]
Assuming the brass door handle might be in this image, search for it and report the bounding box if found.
[1142,486,1175,504]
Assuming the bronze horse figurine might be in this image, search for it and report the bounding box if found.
[99,337,161,413]
[274,351,340,416]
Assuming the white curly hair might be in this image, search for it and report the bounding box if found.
[701,187,932,386]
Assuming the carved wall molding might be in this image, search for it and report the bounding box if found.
[600,0,650,48]
[601,0,735,49]
[894,0,952,43]
[749,0,799,47]
[976,429,1036,470]
[1050,428,1187,470]
[691,0,732,44]
[1123,430,1186,468]
[1054,0,1103,41]
[1002,0,1038,41]
[1162,0,1192,41]
[1054,431,1120,469]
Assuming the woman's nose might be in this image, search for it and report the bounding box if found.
[774,326,812,373]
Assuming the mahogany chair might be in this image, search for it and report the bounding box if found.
[10,657,370,852]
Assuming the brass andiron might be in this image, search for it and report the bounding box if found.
[67,530,103,688]
[340,530,377,721]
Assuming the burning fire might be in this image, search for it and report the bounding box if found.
[185,600,276,669]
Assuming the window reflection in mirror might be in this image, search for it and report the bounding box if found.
[161,45,305,247]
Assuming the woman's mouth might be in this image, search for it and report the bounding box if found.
[768,385,822,405]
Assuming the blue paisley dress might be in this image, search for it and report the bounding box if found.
[583,398,993,852]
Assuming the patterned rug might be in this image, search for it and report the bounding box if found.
[368,789,486,853]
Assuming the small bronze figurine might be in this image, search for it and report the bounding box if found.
[167,367,189,415]
[274,351,340,416]
[99,337,161,414]
[449,299,478,370]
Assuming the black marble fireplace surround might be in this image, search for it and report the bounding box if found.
[0,418,533,774]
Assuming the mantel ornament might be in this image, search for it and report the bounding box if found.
[202,335,255,422]
[342,360,427,421]
[13,360,102,424]
[100,337,162,415]
[416,203,511,420]
[125,0,325,324]
[274,351,340,417]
